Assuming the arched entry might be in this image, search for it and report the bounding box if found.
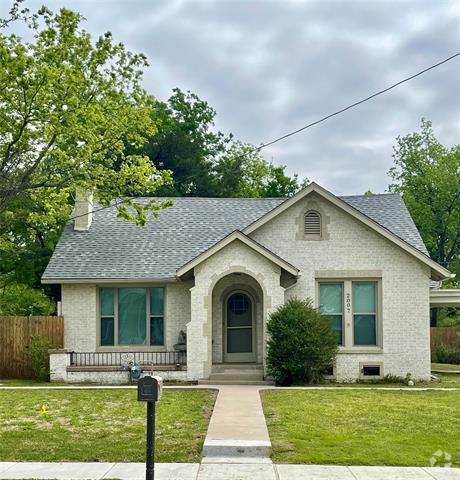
[224,291,256,363]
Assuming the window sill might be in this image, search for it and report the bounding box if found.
[96,346,168,353]
[339,347,383,354]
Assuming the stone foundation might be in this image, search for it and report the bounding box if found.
[49,350,188,384]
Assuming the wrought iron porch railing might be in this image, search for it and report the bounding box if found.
[69,350,186,367]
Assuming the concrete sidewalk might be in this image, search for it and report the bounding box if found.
[202,385,271,460]
[1,462,459,480]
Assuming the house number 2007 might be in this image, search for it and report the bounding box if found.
[346,293,351,313]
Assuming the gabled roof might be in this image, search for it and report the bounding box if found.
[176,231,299,277]
[243,182,450,281]
[42,184,447,283]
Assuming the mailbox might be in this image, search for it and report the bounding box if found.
[138,375,163,480]
[137,375,163,402]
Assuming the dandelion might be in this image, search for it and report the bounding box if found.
[40,405,47,417]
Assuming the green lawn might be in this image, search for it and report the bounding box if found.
[261,389,460,466]
[432,363,460,371]
[0,389,216,462]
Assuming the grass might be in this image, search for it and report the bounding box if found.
[432,362,460,371]
[322,373,460,388]
[261,389,460,466]
[0,389,216,463]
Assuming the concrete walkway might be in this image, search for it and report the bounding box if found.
[202,385,271,461]
[1,462,459,480]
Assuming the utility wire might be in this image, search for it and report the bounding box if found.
[68,51,460,221]
[255,51,460,151]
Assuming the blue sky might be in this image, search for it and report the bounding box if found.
[2,0,459,194]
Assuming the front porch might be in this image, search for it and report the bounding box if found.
[182,232,298,381]
[49,350,188,383]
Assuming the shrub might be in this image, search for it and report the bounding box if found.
[26,335,51,382]
[0,283,55,316]
[432,344,460,365]
[266,298,338,385]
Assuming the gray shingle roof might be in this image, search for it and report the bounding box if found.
[42,193,428,281]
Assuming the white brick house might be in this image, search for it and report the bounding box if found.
[42,183,450,383]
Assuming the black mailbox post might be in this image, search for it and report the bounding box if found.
[138,376,162,480]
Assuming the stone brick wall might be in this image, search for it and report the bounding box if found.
[250,192,432,380]
[187,240,285,380]
[62,284,97,351]
[61,282,190,352]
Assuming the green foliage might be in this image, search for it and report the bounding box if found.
[389,119,460,282]
[0,282,54,315]
[213,140,303,198]
[140,88,304,198]
[0,2,171,224]
[266,298,338,385]
[432,344,460,365]
[26,335,51,381]
[437,310,460,327]
[355,373,410,385]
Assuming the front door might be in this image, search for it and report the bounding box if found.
[224,292,256,363]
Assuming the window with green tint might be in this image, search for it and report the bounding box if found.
[353,282,377,345]
[150,317,164,346]
[150,288,164,315]
[99,287,165,347]
[319,283,343,345]
[100,288,114,345]
[150,287,164,345]
[118,288,146,345]
[101,317,114,346]
[100,288,114,316]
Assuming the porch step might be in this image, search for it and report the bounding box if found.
[209,372,263,381]
[199,364,272,385]
[211,363,263,373]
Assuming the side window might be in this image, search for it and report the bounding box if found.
[100,287,115,346]
[319,283,344,345]
[352,282,377,346]
[150,287,164,346]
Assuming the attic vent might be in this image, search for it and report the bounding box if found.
[304,211,321,236]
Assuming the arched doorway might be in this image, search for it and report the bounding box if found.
[224,291,256,363]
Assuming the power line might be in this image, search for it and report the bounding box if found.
[255,51,460,151]
[68,51,460,221]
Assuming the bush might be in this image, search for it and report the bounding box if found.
[432,344,460,365]
[0,283,55,315]
[27,335,51,382]
[267,298,338,385]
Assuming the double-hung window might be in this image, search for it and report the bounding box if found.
[319,283,344,345]
[99,287,165,347]
[352,282,377,346]
[318,280,379,348]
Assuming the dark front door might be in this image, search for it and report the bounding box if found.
[224,292,255,363]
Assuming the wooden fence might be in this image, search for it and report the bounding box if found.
[431,327,460,349]
[0,316,64,378]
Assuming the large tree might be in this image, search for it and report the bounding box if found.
[141,88,302,198]
[0,2,172,313]
[389,119,460,283]
[0,2,171,225]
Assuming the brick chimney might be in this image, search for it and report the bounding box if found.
[73,189,93,231]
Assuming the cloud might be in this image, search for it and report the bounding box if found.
[2,0,459,194]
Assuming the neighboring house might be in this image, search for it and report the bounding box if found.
[42,183,451,383]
